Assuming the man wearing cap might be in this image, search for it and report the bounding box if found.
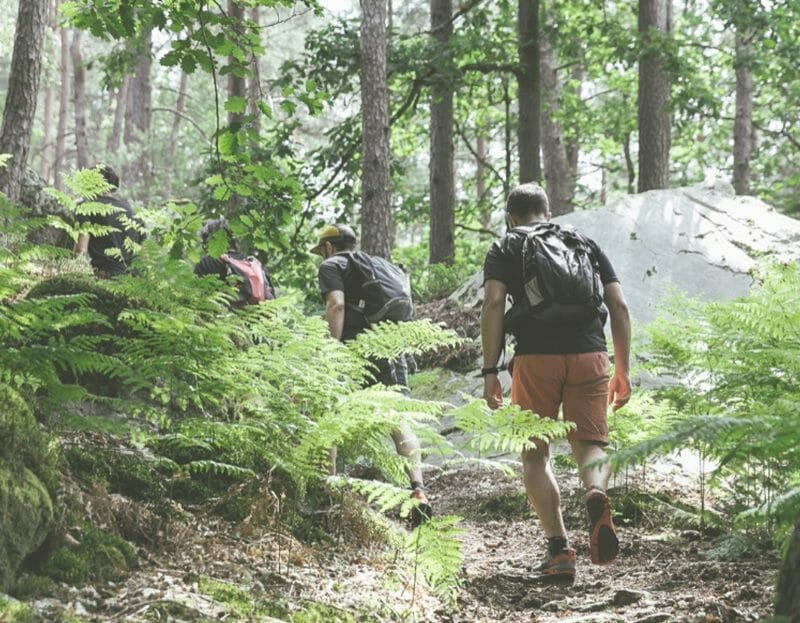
[311,224,432,526]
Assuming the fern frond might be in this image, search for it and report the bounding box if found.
[406,515,464,604]
[348,319,463,361]
[186,460,256,478]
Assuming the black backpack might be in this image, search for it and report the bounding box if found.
[345,251,413,323]
[504,223,604,331]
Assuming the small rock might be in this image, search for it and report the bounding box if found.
[613,589,648,606]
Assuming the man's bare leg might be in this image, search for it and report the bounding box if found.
[571,440,611,491]
[391,425,423,486]
[522,441,568,538]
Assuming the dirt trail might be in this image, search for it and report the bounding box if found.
[429,462,777,623]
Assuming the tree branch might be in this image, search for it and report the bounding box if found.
[454,118,506,189]
[151,107,208,140]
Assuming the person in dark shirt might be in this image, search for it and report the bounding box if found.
[73,165,142,277]
[480,182,632,582]
[194,217,274,306]
[311,223,431,525]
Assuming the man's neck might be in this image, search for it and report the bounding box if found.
[513,218,547,228]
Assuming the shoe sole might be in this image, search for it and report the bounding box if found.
[535,571,575,585]
[587,492,619,565]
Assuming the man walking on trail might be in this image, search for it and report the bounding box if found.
[310,223,432,526]
[480,183,632,581]
[73,165,142,277]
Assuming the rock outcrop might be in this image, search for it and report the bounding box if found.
[0,385,55,592]
[450,179,800,326]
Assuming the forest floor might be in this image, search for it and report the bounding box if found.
[18,440,778,623]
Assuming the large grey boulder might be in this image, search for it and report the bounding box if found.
[450,178,800,326]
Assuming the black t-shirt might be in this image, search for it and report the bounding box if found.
[77,195,141,276]
[317,253,368,342]
[482,226,620,355]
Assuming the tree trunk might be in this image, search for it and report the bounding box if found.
[429,0,455,265]
[227,0,246,128]
[637,0,671,192]
[124,31,152,187]
[732,32,754,196]
[539,18,574,217]
[517,0,540,184]
[54,19,70,190]
[107,75,130,153]
[0,0,49,201]
[247,7,262,135]
[71,30,90,169]
[39,0,57,180]
[775,516,800,619]
[165,72,189,198]
[359,0,392,259]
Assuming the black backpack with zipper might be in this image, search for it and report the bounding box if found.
[503,223,605,332]
[345,251,413,324]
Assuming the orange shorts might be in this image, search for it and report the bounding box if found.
[511,352,610,445]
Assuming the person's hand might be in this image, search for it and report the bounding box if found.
[608,371,631,411]
[483,374,503,410]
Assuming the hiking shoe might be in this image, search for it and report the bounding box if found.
[409,487,432,528]
[533,547,576,583]
[586,488,619,565]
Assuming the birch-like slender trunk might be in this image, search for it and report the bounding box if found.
[165,72,189,197]
[732,32,754,195]
[107,75,130,153]
[54,19,70,189]
[71,30,90,169]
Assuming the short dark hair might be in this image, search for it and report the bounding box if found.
[200,217,239,252]
[329,224,357,252]
[506,183,550,219]
[99,165,120,190]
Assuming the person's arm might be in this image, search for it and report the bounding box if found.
[324,289,346,341]
[604,281,631,411]
[73,233,90,257]
[481,278,507,409]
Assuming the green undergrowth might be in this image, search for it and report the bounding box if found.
[38,524,136,585]
[0,595,35,623]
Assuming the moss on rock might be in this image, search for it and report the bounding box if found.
[0,385,57,593]
[0,468,54,593]
[38,525,136,585]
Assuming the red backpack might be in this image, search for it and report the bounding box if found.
[220,254,275,305]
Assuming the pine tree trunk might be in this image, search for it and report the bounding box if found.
[732,32,754,196]
[71,30,90,169]
[0,0,49,201]
[107,75,130,153]
[164,72,189,198]
[124,31,152,188]
[775,516,800,619]
[359,0,392,259]
[54,19,70,190]
[637,0,671,192]
[248,7,262,136]
[429,0,455,265]
[539,21,574,217]
[517,0,540,184]
[39,0,57,180]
